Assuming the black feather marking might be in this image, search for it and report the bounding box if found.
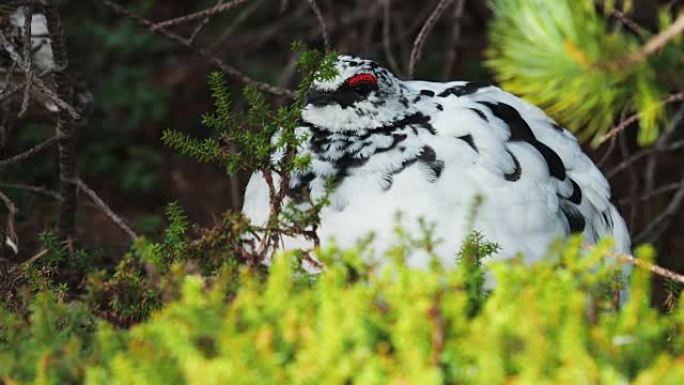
[436,104,444,111]
[561,202,586,233]
[529,141,567,180]
[468,108,488,122]
[420,90,435,97]
[568,179,582,204]
[418,146,444,180]
[478,101,567,180]
[551,123,564,132]
[457,134,478,153]
[504,150,521,181]
[381,173,394,191]
[413,96,422,103]
[478,101,535,141]
[602,211,613,230]
[437,82,489,97]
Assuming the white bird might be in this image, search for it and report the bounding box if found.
[243,55,630,267]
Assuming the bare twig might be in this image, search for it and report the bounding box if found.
[0,183,62,201]
[187,0,224,44]
[44,0,78,240]
[607,138,684,178]
[643,106,684,219]
[408,0,454,78]
[0,33,80,119]
[0,190,19,254]
[0,134,60,168]
[306,0,330,52]
[606,249,684,285]
[618,182,682,205]
[18,2,34,118]
[151,0,248,31]
[441,0,466,80]
[70,178,138,241]
[615,11,684,67]
[101,0,295,99]
[381,0,401,75]
[32,75,80,119]
[599,92,684,143]
[634,172,684,244]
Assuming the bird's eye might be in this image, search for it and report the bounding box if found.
[346,73,378,96]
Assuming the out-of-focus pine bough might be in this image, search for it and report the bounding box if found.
[487,0,684,145]
[162,44,338,267]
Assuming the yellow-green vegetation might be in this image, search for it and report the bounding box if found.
[2,236,684,384]
[487,0,684,145]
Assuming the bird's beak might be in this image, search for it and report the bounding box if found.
[305,90,335,107]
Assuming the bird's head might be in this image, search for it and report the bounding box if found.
[301,55,411,133]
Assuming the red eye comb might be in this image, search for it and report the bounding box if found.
[347,73,377,87]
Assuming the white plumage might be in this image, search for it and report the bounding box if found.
[243,56,630,267]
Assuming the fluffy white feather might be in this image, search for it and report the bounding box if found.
[243,56,630,267]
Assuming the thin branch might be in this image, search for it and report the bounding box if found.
[618,182,682,205]
[18,2,34,118]
[618,11,684,66]
[0,134,60,168]
[70,178,138,241]
[607,138,684,178]
[0,33,80,119]
[187,0,224,44]
[634,172,684,244]
[606,249,684,285]
[151,0,248,31]
[44,0,78,240]
[408,0,454,78]
[306,0,331,52]
[441,0,466,80]
[0,190,19,254]
[101,0,295,99]
[599,92,684,143]
[0,183,62,201]
[32,74,80,119]
[381,0,401,75]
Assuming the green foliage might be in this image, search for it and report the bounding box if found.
[486,0,683,145]
[162,44,337,176]
[4,240,684,384]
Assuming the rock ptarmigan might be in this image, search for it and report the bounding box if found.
[243,55,630,267]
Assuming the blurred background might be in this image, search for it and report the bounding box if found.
[1,0,683,301]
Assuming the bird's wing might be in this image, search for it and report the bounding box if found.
[405,80,630,253]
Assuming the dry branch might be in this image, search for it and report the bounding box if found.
[18,2,33,118]
[0,134,60,169]
[608,249,684,285]
[599,92,684,143]
[0,183,62,201]
[0,190,19,254]
[70,178,138,241]
[306,0,330,52]
[101,0,295,99]
[408,0,454,78]
[44,0,78,240]
[151,0,248,31]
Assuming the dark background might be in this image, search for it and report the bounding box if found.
[1,0,683,301]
